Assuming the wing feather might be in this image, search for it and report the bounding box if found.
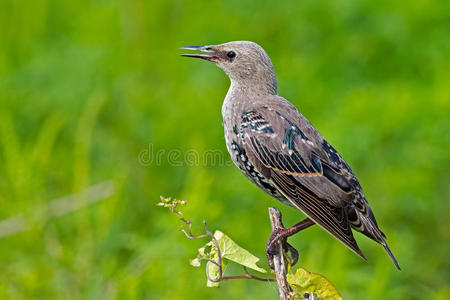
[240,108,365,258]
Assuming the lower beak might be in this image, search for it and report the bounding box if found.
[180,45,216,60]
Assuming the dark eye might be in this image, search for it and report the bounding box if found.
[227,51,236,60]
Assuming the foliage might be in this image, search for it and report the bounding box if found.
[159,196,270,288]
[288,268,342,300]
[191,230,267,287]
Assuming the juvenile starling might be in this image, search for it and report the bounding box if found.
[181,41,400,270]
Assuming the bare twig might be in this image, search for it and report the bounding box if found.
[268,207,292,300]
[222,267,276,282]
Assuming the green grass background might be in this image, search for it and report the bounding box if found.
[0,0,449,299]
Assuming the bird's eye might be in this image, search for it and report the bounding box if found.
[227,51,236,60]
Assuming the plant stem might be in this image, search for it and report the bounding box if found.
[268,207,292,300]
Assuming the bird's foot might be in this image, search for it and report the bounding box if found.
[266,227,299,269]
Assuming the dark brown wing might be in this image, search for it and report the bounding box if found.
[240,108,367,259]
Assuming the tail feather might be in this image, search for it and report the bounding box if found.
[351,208,401,270]
[382,242,401,271]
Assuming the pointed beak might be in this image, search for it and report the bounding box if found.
[179,45,217,61]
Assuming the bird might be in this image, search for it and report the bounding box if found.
[180,41,400,270]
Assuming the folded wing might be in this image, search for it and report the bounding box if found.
[240,107,367,259]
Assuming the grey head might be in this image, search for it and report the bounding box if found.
[181,41,278,95]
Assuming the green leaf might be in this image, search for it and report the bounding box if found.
[287,268,342,300]
[190,230,267,287]
[213,230,267,274]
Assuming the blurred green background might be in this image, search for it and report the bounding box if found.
[0,0,449,299]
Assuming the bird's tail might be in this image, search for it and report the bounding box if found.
[382,241,401,271]
[351,207,401,271]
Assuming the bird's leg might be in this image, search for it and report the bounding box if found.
[266,217,315,269]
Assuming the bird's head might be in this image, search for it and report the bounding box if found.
[181,41,277,95]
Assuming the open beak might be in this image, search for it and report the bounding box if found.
[180,45,217,61]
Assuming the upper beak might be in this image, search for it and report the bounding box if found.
[179,45,216,60]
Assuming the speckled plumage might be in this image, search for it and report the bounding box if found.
[181,41,400,270]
